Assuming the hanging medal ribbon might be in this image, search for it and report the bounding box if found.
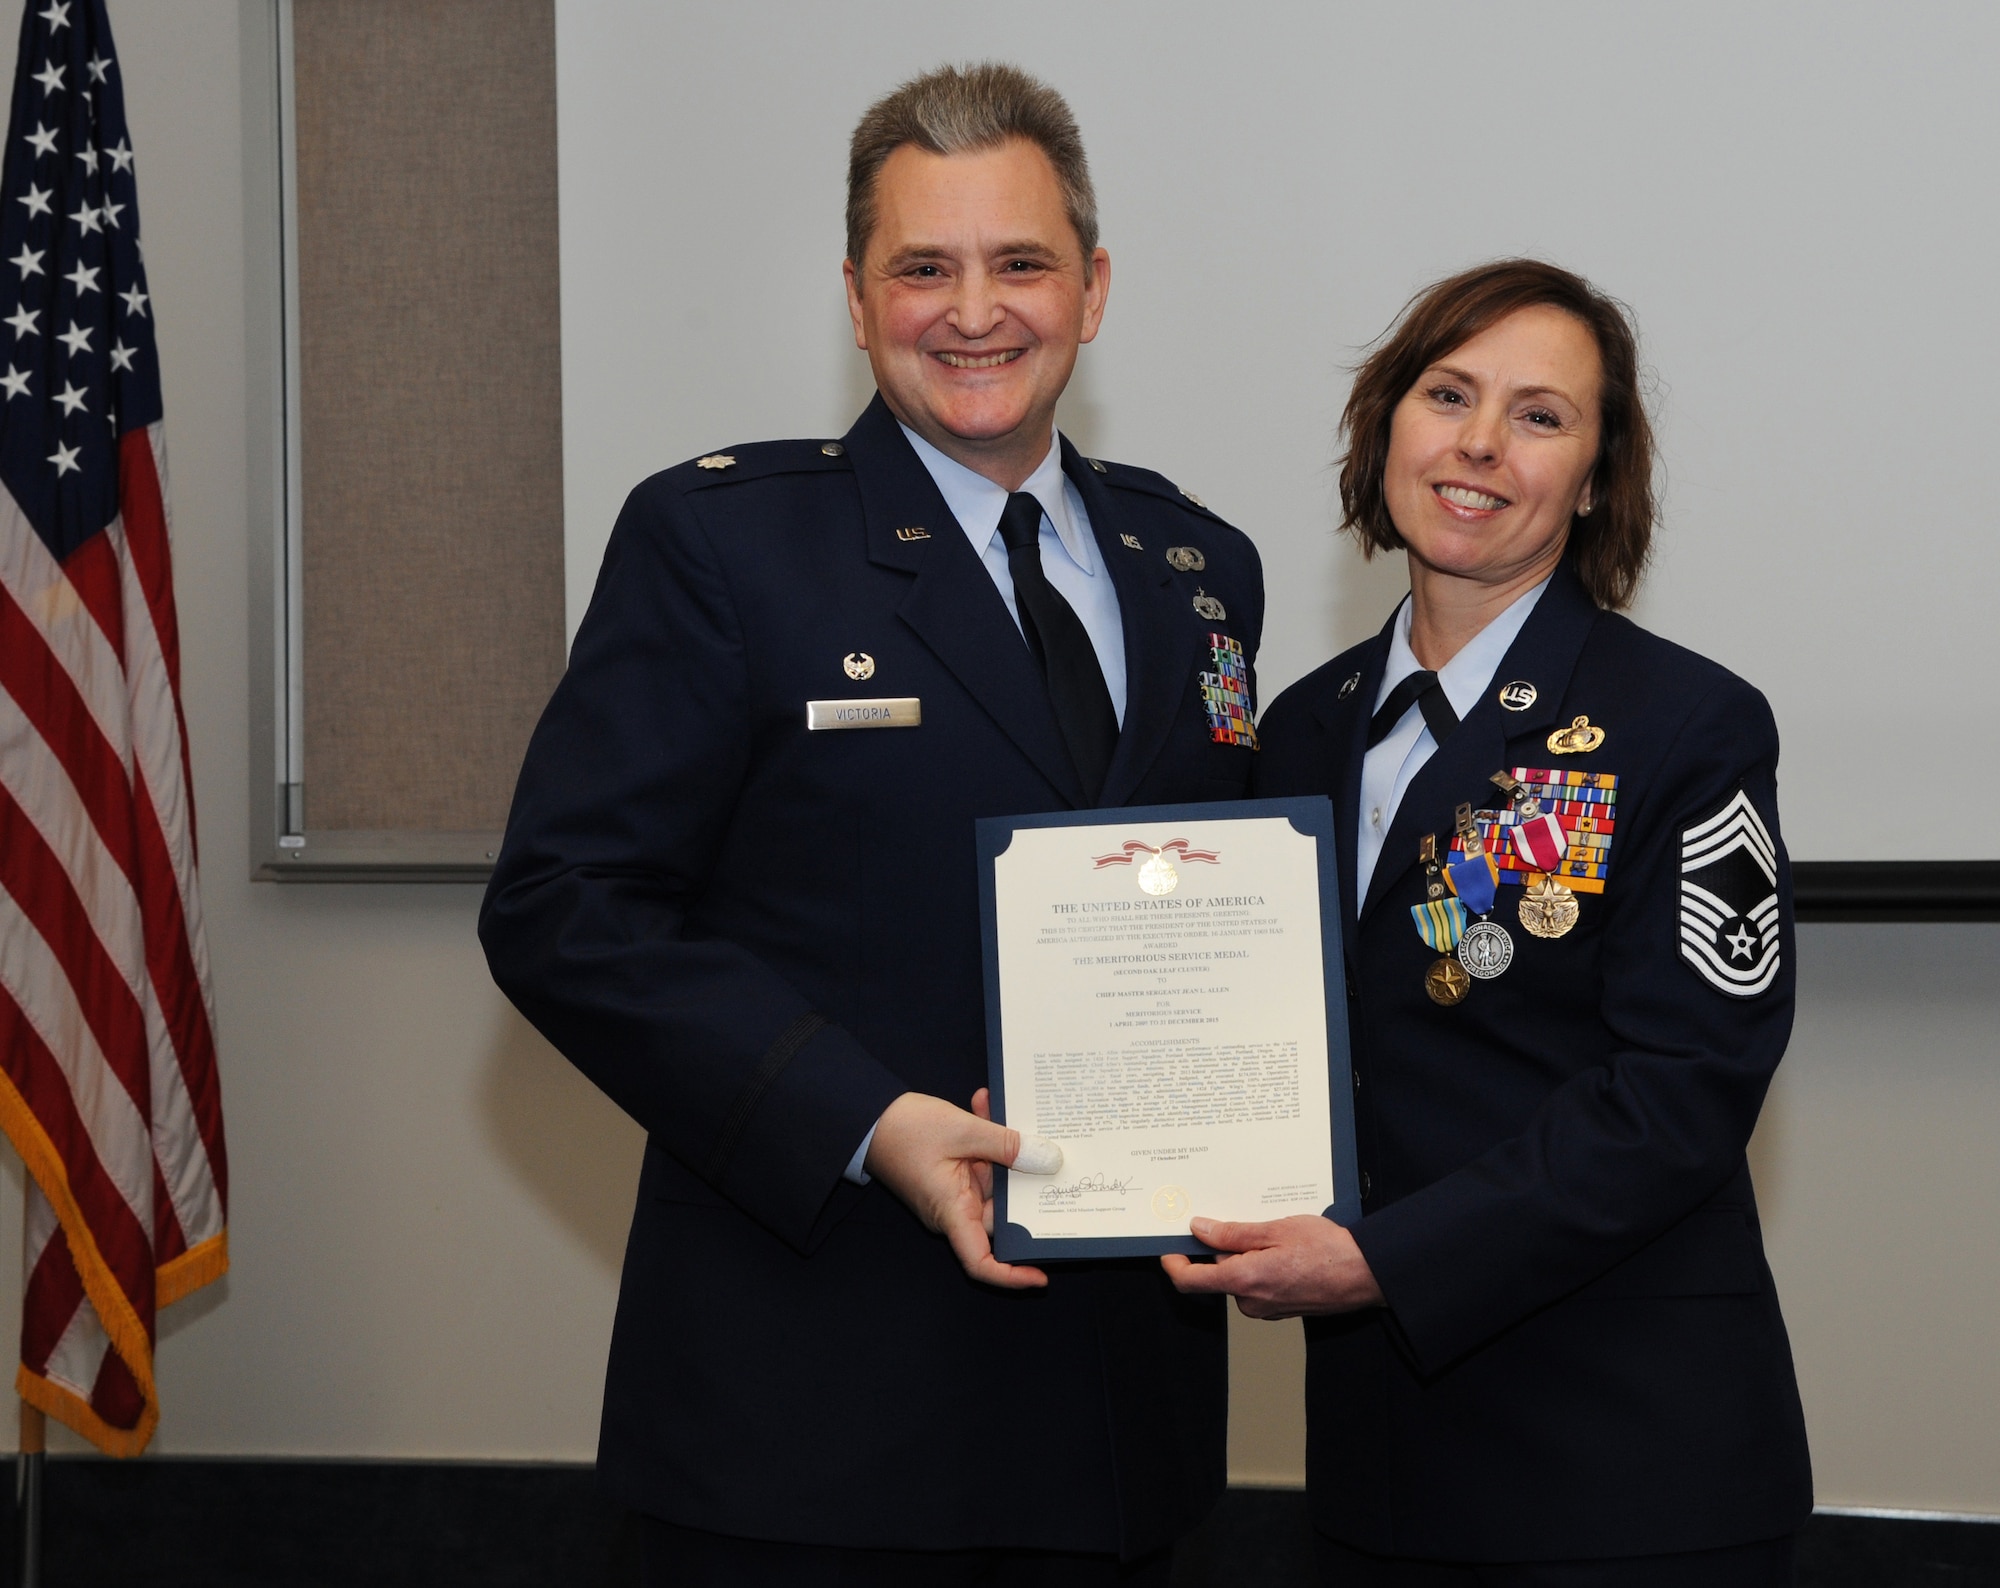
[1444,803,1499,914]
[1411,896,1469,951]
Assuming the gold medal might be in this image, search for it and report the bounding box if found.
[1518,873,1580,939]
[1425,956,1471,1006]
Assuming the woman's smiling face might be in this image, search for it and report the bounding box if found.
[1383,304,1604,592]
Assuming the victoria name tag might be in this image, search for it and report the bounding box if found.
[806,697,921,730]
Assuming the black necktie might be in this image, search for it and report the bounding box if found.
[1366,669,1460,749]
[998,492,1119,801]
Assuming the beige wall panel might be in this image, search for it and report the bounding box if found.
[294,0,563,832]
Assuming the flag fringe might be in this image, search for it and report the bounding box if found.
[158,1230,228,1309]
[15,1363,156,1459]
[0,1066,160,1454]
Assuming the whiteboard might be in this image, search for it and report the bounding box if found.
[555,1,2000,861]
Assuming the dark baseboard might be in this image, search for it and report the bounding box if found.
[1793,860,2000,922]
[4,1459,1995,1587]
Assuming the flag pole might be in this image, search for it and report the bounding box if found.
[15,1399,40,1588]
[16,1189,41,1588]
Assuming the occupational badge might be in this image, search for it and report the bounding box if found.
[1191,588,1227,621]
[1548,715,1607,754]
[1678,789,1780,997]
[1166,546,1206,572]
[1517,873,1580,939]
[842,652,875,681]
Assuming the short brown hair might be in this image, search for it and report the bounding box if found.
[1337,259,1655,610]
[845,63,1098,273]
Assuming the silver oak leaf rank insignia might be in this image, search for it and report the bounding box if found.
[1678,790,1780,997]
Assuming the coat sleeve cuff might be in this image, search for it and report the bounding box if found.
[705,1018,909,1254]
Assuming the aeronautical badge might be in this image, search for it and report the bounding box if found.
[1679,790,1780,997]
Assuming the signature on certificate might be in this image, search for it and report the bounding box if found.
[1038,1173,1141,1205]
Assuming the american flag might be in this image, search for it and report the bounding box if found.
[0,0,226,1455]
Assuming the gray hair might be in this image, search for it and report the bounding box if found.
[845,62,1098,272]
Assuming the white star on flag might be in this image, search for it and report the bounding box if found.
[63,262,98,295]
[69,201,102,234]
[19,183,52,217]
[74,144,98,175]
[5,305,39,338]
[24,122,57,158]
[10,245,43,278]
[53,380,87,415]
[119,285,147,318]
[0,364,29,399]
[108,339,134,372]
[106,136,132,173]
[32,60,63,95]
[87,51,112,84]
[38,1,69,29]
[47,439,80,475]
[56,319,91,355]
[98,195,123,230]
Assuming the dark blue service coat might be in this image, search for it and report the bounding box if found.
[479,396,1265,1556]
[1254,562,1812,1562]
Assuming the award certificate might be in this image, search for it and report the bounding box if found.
[977,797,1358,1260]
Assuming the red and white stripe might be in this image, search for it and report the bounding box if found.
[0,425,227,1455]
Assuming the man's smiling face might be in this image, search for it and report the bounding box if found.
[845,138,1109,489]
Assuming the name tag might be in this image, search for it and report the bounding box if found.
[806,697,921,730]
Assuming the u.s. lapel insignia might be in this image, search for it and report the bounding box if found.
[1548,715,1606,754]
[1191,587,1226,621]
[1166,546,1205,572]
[842,652,875,680]
[1497,679,1537,711]
[895,526,930,542]
[695,454,736,470]
[1679,790,1780,997]
[1336,672,1360,701]
[1120,533,1144,550]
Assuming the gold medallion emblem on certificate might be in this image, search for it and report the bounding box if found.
[1518,874,1580,939]
[1137,851,1180,895]
[1151,1185,1192,1221]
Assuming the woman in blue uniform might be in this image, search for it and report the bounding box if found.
[1165,260,1812,1584]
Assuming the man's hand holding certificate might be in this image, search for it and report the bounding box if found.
[977,798,1359,1260]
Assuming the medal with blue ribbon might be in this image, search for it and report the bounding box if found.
[1413,834,1474,1004]
[1446,803,1514,982]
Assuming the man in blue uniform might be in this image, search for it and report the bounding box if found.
[480,63,1264,1585]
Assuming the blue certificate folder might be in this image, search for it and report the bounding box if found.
[977,797,1359,1262]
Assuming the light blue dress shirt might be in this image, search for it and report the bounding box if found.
[1354,577,1551,902]
[844,425,1131,1184]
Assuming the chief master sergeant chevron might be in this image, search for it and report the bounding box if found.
[479,64,1264,1587]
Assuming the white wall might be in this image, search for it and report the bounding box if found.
[557,0,2000,863]
[0,1,1992,1518]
